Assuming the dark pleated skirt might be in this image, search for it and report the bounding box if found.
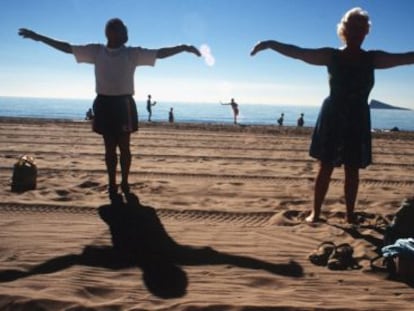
[92,95,138,136]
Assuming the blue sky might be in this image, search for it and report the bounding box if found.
[1,0,414,109]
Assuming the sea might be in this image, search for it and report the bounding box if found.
[1,96,413,131]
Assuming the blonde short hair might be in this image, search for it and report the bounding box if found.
[337,7,371,43]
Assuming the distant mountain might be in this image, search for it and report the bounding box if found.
[369,99,411,110]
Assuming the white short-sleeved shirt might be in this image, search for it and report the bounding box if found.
[72,44,157,96]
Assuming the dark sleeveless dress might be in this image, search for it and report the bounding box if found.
[309,49,374,168]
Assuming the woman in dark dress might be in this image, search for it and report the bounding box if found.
[251,7,414,223]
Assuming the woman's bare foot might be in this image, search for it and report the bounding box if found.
[305,213,320,223]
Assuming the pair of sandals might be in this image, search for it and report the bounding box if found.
[309,241,361,270]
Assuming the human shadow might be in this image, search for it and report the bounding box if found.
[0,192,303,298]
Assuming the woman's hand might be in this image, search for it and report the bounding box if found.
[18,28,39,41]
[185,45,201,57]
[250,41,269,56]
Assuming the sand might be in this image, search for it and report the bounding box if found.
[0,117,413,310]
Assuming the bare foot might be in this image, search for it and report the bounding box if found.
[305,213,320,223]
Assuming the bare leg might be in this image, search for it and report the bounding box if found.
[306,162,334,222]
[344,165,359,223]
[119,133,131,193]
[103,135,118,194]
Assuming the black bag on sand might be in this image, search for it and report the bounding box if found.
[384,198,414,246]
[371,198,414,280]
[11,155,37,193]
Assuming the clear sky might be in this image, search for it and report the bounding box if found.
[1,0,414,109]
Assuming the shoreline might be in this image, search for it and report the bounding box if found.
[1,116,414,140]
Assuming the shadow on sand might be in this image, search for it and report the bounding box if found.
[0,192,303,298]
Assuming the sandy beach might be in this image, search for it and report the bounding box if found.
[0,118,413,310]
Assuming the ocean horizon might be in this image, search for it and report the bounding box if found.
[1,96,413,131]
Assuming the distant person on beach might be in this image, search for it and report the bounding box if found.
[146,94,157,122]
[221,98,239,124]
[168,107,174,123]
[297,113,304,127]
[277,113,284,126]
[85,108,94,120]
[251,7,414,223]
[19,18,201,201]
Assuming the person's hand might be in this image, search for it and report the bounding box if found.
[18,28,38,40]
[185,45,201,57]
[250,41,268,56]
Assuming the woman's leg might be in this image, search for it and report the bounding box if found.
[103,135,118,194]
[344,165,359,223]
[118,133,131,193]
[306,162,334,222]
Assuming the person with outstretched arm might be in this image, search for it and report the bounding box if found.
[221,98,239,124]
[19,18,201,202]
[251,7,414,224]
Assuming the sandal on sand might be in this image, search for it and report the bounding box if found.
[370,255,396,275]
[327,243,360,270]
[309,241,336,266]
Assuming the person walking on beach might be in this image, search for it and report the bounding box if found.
[85,108,94,121]
[221,98,239,124]
[19,18,201,201]
[146,94,157,122]
[297,113,304,127]
[168,107,174,123]
[251,7,414,223]
[277,113,284,126]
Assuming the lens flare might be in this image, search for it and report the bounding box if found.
[200,44,215,66]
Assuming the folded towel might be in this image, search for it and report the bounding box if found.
[382,238,414,258]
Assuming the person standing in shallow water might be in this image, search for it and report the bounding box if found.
[221,98,239,124]
[297,113,304,127]
[19,18,201,202]
[251,7,414,223]
[146,94,157,122]
[277,113,284,126]
[168,107,174,123]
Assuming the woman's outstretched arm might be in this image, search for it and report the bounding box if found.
[251,40,332,66]
[18,28,72,54]
[373,50,414,69]
[157,44,201,59]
